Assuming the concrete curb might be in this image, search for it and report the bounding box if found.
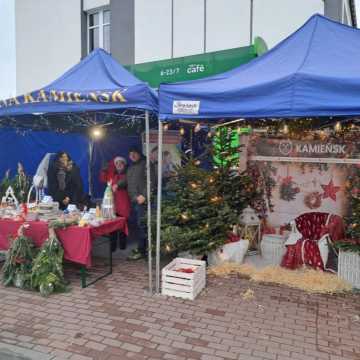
[0,342,54,360]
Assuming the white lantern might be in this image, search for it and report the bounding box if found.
[238,206,261,254]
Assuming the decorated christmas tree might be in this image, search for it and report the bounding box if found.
[161,158,236,255]
[160,126,261,256]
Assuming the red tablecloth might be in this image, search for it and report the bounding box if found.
[0,218,128,267]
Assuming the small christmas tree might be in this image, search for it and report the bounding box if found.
[31,227,68,297]
[2,225,36,289]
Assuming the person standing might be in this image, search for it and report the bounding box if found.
[67,158,89,210]
[100,156,131,251]
[126,146,148,260]
[47,151,71,210]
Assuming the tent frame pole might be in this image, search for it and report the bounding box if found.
[155,119,164,294]
[145,110,153,294]
[88,139,94,197]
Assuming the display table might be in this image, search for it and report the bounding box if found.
[0,218,128,287]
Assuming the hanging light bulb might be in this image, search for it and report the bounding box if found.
[194,123,201,133]
[164,123,169,131]
[90,127,104,139]
[237,126,241,134]
[165,245,171,252]
[180,127,185,136]
[283,124,289,134]
[194,160,201,166]
[207,131,213,138]
[335,121,341,132]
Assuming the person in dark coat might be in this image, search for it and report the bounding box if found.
[47,151,71,209]
[126,146,148,260]
[67,159,89,210]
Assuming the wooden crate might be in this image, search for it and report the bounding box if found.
[162,258,206,300]
[338,250,360,289]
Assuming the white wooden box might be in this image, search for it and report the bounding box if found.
[162,258,206,300]
[338,250,360,289]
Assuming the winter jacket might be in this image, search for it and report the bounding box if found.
[100,159,131,219]
[67,163,86,207]
[47,162,71,209]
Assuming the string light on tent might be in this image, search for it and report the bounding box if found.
[283,124,289,134]
[334,121,342,132]
[181,213,189,221]
[180,127,185,136]
[194,123,201,133]
[164,123,169,131]
[190,182,198,189]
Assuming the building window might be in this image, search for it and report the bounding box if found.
[88,9,110,53]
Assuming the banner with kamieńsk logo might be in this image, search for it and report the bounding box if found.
[248,137,360,164]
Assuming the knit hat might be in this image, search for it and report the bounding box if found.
[113,156,127,165]
[128,146,143,155]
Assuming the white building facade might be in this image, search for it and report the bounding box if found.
[0,0,356,98]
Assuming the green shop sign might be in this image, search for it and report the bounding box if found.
[125,37,267,88]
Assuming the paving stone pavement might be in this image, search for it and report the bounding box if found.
[0,259,359,360]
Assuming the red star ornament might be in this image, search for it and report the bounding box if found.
[321,180,340,201]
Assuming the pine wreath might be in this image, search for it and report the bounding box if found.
[279,176,300,201]
[304,191,322,209]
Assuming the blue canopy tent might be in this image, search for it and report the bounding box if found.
[159,14,360,120]
[0,48,158,292]
[154,14,360,292]
[0,48,157,118]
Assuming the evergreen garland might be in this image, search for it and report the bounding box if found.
[31,228,68,297]
[336,166,360,254]
[2,225,36,289]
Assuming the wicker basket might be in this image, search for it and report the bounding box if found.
[260,234,286,266]
[338,250,360,289]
